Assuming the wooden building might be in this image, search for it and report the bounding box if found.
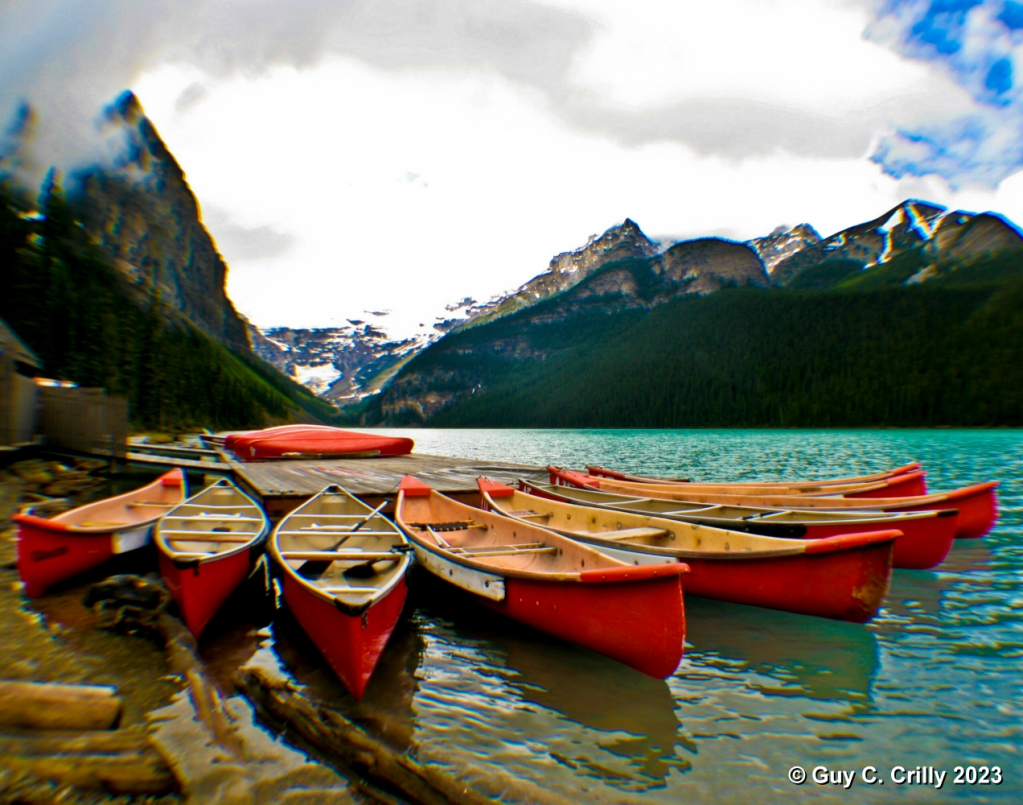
[0,316,41,447]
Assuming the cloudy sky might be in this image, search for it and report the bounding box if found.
[5,0,1023,337]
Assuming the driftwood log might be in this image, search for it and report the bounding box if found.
[0,728,175,795]
[236,666,495,805]
[0,680,122,731]
[86,575,573,805]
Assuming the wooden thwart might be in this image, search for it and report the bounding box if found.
[280,550,403,562]
[167,534,256,544]
[276,529,398,538]
[597,527,671,541]
[165,515,264,523]
[160,529,261,538]
[448,542,558,558]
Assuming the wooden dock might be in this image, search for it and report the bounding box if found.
[224,452,548,517]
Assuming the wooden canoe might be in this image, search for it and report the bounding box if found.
[155,479,269,637]
[549,468,998,540]
[559,468,928,498]
[15,469,187,598]
[586,462,924,490]
[480,479,896,623]
[522,479,957,570]
[395,475,690,679]
[269,485,411,700]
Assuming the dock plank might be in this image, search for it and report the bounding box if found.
[223,451,546,515]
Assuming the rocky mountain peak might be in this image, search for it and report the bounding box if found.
[68,92,251,352]
[771,199,1023,286]
[747,223,822,274]
[452,219,661,332]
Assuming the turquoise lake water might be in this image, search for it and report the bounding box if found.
[294,428,1020,803]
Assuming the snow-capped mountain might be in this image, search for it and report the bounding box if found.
[250,322,434,403]
[257,200,1023,403]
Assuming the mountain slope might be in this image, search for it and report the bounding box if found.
[0,95,335,430]
[771,200,1023,287]
[362,196,1023,428]
[70,92,251,353]
[365,238,774,424]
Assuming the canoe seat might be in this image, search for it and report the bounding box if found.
[128,501,176,508]
[449,542,557,558]
[279,550,402,562]
[167,534,256,543]
[408,521,487,532]
[276,530,398,538]
[161,529,260,538]
[168,515,263,523]
[506,510,551,520]
[77,520,129,528]
[600,527,671,541]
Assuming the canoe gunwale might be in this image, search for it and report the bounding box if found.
[13,468,186,535]
[584,461,922,487]
[520,479,954,527]
[485,490,900,561]
[396,489,689,584]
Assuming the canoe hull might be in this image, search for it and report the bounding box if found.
[844,472,927,498]
[280,572,408,700]
[411,542,686,679]
[525,480,954,570]
[485,574,686,679]
[159,548,257,637]
[564,472,1000,540]
[680,541,894,623]
[17,523,122,598]
[15,468,185,597]
[902,486,998,539]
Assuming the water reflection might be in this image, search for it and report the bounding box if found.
[407,570,687,791]
[267,594,425,752]
[684,596,879,703]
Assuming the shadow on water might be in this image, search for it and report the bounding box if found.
[267,599,426,753]
[683,596,880,703]
[406,568,688,788]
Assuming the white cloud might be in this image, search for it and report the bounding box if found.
[5,0,1023,339]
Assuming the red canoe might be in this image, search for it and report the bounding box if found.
[14,469,187,598]
[549,468,998,540]
[228,426,413,460]
[586,462,924,489]
[565,468,928,499]
[269,485,411,699]
[155,479,269,637]
[522,479,957,570]
[480,479,897,622]
[396,475,689,679]
[222,424,338,450]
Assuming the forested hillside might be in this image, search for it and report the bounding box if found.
[0,177,335,430]
[366,249,1023,428]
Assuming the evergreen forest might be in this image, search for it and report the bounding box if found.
[377,250,1023,428]
[0,177,334,431]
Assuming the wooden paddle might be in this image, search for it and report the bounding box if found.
[297,501,389,580]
